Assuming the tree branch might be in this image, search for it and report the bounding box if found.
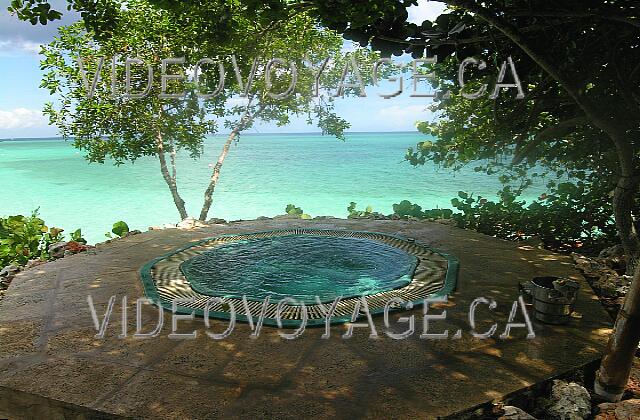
[509,10,640,28]
[512,116,590,164]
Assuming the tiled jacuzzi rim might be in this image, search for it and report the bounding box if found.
[139,228,459,327]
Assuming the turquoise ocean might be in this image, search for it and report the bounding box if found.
[0,132,546,244]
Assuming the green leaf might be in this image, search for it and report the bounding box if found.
[285,204,303,215]
[111,221,129,237]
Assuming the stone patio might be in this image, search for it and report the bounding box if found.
[0,219,612,419]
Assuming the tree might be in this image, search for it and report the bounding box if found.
[39,0,365,221]
[41,11,212,220]
[398,2,639,401]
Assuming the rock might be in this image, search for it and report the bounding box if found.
[313,216,337,220]
[572,251,631,301]
[162,223,178,229]
[124,229,142,237]
[177,218,208,230]
[627,358,640,398]
[597,245,627,271]
[599,244,625,259]
[65,241,91,254]
[0,279,9,288]
[48,241,68,259]
[0,265,19,279]
[572,253,604,278]
[435,218,457,226]
[596,271,632,298]
[363,213,385,220]
[149,226,162,231]
[545,380,591,420]
[596,399,640,420]
[177,217,197,229]
[206,217,227,224]
[499,405,537,419]
[256,216,271,220]
[24,259,46,270]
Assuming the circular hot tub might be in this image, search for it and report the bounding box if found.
[180,235,418,304]
[140,229,458,326]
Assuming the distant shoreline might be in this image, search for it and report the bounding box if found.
[0,130,419,142]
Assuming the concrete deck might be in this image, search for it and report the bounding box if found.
[0,219,612,419]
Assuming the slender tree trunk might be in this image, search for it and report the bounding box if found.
[595,132,640,401]
[198,128,241,221]
[198,101,263,221]
[157,132,189,220]
[612,155,640,274]
[595,261,640,401]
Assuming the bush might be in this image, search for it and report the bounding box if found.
[388,181,617,253]
[284,205,311,219]
[0,211,64,267]
[285,204,303,216]
[450,183,617,252]
[392,200,453,220]
[347,202,375,218]
[392,200,423,218]
[111,221,130,237]
[70,228,87,244]
[0,211,91,268]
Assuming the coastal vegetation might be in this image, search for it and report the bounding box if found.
[0,212,63,267]
[349,182,617,254]
[105,221,130,239]
[0,211,85,267]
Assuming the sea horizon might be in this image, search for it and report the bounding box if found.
[0,131,549,244]
[0,130,421,142]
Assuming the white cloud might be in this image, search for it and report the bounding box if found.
[0,108,48,129]
[1,0,79,55]
[407,0,448,24]
[0,39,42,54]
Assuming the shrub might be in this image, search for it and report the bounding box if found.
[70,228,87,244]
[0,211,64,267]
[388,181,617,253]
[450,183,617,252]
[347,202,375,218]
[392,200,423,218]
[285,204,303,216]
[284,205,311,219]
[106,221,130,238]
[391,200,454,220]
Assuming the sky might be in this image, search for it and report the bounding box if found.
[0,0,447,138]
